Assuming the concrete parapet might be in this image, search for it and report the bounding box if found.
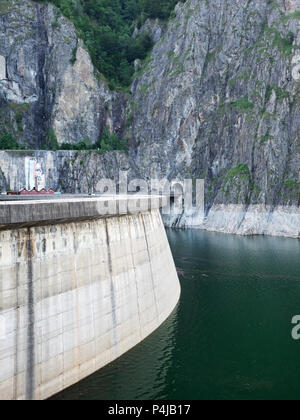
[0,195,167,230]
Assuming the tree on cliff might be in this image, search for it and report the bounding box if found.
[0,133,20,150]
[143,0,180,19]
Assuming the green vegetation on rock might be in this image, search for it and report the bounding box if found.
[35,0,185,89]
[282,10,300,21]
[0,133,21,150]
[43,129,59,151]
[230,96,254,112]
[224,164,251,182]
[221,164,256,204]
[284,179,300,190]
[271,29,295,56]
[59,127,128,152]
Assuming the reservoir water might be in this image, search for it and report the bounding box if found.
[52,230,300,400]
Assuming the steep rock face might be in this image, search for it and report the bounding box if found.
[0,0,126,148]
[285,0,300,12]
[127,0,299,234]
[0,150,130,193]
[0,0,299,238]
[133,18,166,44]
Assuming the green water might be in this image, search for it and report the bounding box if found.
[53,230,300,400]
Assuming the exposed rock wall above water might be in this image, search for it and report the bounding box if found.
[0,0,127,148]
[0,0,299,237]
[128,0,300,209]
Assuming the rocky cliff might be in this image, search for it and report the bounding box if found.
[0,150,130,193]
[128,0,300,235]
[0,0,126,148]
[0,0,299,237]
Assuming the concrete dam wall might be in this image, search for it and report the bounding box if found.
[0,196,181,400]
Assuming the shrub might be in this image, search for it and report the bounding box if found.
[43,130,59,150]
[230,96,254,112]
[0,133,20,150]
[58,131,127,152]
[59,142,74,150]
[95,127,127,152]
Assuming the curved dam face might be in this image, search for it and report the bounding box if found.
[0,197,181,400]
